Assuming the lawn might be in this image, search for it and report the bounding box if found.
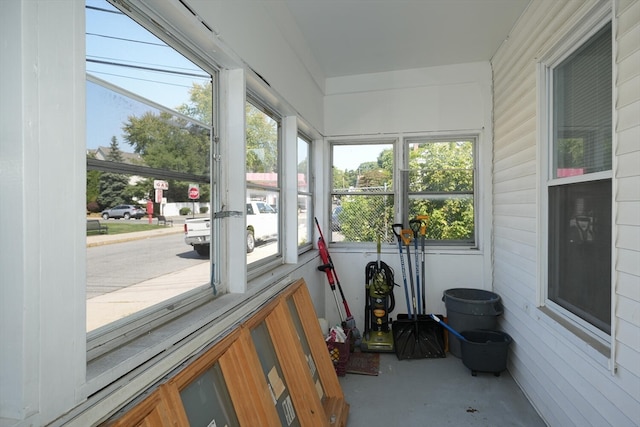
[88,219,166,236]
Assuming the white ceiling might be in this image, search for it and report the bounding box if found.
[282,0,531,78]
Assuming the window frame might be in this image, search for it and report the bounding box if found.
[538,10,613,346]
[328,136,479,248]
[85,0,221,359]
[297,133,314,253]
[245,94,284,273]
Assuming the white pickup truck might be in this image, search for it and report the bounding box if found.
[184,201,278,256]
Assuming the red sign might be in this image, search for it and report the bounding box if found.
[188,184,200,200]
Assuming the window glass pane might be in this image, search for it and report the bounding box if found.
[408,195,474,242]
[246,101,280,266]
[553,23,612,178]
[548,180,611,333]
[86,0,213,333]
[331,194,395,243]
[246,103,278,187]
[297,136,312,249]
[407,139,475,244]
[408,141,474,192]
[246,192,280,263]
[332,144,394,193]
[331,143,394,243]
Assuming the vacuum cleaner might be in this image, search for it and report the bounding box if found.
[361,237,396,352]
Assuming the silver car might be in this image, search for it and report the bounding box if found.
[101,204,146,220]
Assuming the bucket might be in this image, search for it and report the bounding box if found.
[442,288,503,358]
[460,330,512,376]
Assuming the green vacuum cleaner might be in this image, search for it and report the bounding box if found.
[361,237,396,352]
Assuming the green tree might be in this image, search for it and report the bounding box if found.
[123,111,209,176]
[177,81,213,125]
[246,103,278,173]
[97,137,130,208]
[86,150,102,212]
[408,141,474,241]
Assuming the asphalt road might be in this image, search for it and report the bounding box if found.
[87,233,207,298]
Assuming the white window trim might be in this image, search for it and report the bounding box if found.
[536,2,614,369]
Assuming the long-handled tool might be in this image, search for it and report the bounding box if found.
[429,314,468,342]
[409,219,422,315]
[392,224,412,321]
[392,223,446,359]
[416,215,429,314]
[315,217,361,344]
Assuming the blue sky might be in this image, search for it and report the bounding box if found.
[86,0,209,150]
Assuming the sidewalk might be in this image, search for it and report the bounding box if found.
[87,223,183,247]
[86,223,206,332]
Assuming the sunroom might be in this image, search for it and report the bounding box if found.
[0,0,638,426]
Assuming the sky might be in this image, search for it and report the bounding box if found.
[86,0,209,150]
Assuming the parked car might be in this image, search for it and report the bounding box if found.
[101,204,146,220]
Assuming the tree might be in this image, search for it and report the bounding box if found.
[177,81,213,125]
[408,141,474,240]
[86,150,102,212]
[97,137,130,208]
[246,103,278,173]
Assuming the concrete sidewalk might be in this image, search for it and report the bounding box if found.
[87,223,183,247]
[86,221,206,332]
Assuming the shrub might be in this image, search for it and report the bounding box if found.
[87,201,101,213]
[199,206,209,214]
[179,207,191,216]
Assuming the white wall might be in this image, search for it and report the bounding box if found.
[186,0,326,134]
[320,62,495,326]
[492,1,640,425]
[0,1,87,424]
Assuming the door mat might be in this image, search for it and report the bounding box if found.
[345,351,380,376]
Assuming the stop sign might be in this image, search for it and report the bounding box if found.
[188,184,199,200]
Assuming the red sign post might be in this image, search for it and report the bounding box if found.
[188,184,199,219]
[188,185,200,200]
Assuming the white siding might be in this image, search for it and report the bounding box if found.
[492,0,640,426]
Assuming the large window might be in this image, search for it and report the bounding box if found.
[246,100,281,266]
[546,22,612,335]
[86,0,216,336]
[330,137,476,246]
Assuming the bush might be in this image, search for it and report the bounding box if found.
[179,207,191,216]
[199,206,209,214]
[87,201,101,213]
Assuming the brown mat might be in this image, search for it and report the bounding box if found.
[345,352,380,376]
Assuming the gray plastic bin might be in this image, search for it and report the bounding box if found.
[443,288,503,358]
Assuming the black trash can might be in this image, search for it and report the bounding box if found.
[443,288,503,358]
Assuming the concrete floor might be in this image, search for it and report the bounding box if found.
[339,352,546,427]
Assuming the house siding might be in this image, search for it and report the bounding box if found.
[492,0,639,426]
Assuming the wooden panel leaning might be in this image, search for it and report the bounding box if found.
[100,278,349,427]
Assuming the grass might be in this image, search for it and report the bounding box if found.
[87,217,168,236]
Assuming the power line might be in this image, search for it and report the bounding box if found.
[86,32,168,48]
[87,58,209,78]
[87,54,205,77]
[87,70,198,90]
